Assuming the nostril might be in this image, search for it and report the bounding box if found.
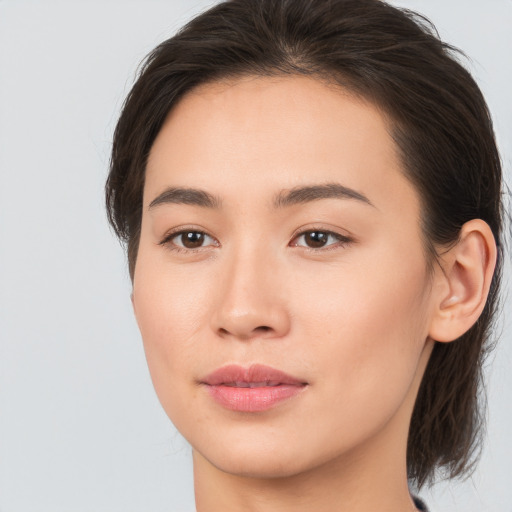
[217,325,272,338]
[255,326,272,333]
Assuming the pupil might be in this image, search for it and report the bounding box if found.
[306,231,327,248]
[182,232,204,248]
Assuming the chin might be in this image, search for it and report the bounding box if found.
[205,450,311,480]
[191,428,333,480]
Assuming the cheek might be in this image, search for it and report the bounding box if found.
[290,248,431,418]
[132,250,214,412]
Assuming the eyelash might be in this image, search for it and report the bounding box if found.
[159,227,353,253]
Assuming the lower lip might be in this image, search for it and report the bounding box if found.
[204,384,306,412]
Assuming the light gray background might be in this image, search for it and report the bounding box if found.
[0,1,510,511]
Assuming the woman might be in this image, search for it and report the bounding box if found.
[105,1,504,510]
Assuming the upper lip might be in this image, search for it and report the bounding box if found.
[201,364,307,387]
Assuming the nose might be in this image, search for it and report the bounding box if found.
[210,249,291,341]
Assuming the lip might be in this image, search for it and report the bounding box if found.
[200,364,308,412]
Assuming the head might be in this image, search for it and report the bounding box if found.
[106,0,503,488]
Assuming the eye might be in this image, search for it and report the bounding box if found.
[160,230,217,251]
[291,230,351,249]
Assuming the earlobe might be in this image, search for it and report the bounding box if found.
[428,219,497,343]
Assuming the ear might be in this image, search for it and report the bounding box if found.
[428,219,497,343]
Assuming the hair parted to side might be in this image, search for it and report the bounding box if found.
[106,0,503,488]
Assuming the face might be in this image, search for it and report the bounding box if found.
[132,76,436,479]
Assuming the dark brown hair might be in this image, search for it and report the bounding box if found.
[106,0,503,488]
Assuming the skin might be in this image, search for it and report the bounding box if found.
[131,76,496,512]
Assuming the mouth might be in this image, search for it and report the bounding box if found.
[221,381,285,388]
[200,364,308,412]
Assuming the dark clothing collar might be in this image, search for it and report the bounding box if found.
[413,495,429,511]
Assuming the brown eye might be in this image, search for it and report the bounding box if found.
[303,231,329,248]
[293,230,350,249]
[179,231,205,248]
[165,230,216,250]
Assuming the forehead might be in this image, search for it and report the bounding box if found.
[145,75,418,216]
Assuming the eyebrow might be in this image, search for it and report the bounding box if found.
[149,187,222,210]
[148,182,374,211]
[273,183,374,209]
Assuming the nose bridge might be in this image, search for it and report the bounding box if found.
[212,240,289,340]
